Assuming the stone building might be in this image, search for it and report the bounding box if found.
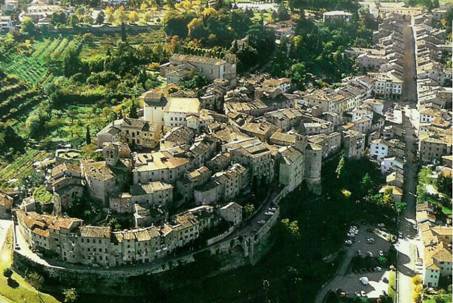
[278,146,304,192]
[161,53,237,84]
[132,152,190,184]
[224,138,275,183]
[303,143,322,193]
[48,163,84,209]
[130,181,174,208]
[15,205,218,268]
[81,161,117,204]
[342,129,365,159]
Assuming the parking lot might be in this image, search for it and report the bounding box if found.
[346,224,392,259]
[333,271,391,298]
[316,224,394,302]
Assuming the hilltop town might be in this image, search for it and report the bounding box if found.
[0,0,451,302]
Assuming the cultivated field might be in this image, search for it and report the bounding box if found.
[0,149,50,191]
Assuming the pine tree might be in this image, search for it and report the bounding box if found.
[121,22,127,42]
[85,125,91,145]
[129,101,138,118]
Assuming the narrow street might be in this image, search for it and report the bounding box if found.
[396,17,419,303]
[401,18,418,104]
[396,112,418,303]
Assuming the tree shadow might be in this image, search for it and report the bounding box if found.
[7,278,19,288]
[397,251,416,277]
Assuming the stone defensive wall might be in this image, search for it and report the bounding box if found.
[12,187,288,295]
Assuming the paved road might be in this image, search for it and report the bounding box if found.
[0,220,14,303]
[396,17,419,303]
[401,19,418,104]
[0,220,12,252]
[396,111,419,303]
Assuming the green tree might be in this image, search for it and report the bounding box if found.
[360,173,374,194]
[281,218,301,238]
[0,123,25,154]
[395,201,407,215]
[335,155,346,180]
[68,14,80,28]
[96,11,105,24]
[247,22,276,56]
[382,188,393,205]
[436,174,452,196]
[51,11,67,26]
[277,3,290,21]
[244,203,255,218]
[230,10,252,38]
[290,63,306,89]
[20,17,36,36]
[129,100,138,118]
[27,272,44,289]
[163,11,195,38]
[3,268,12,279]
[85,125,91,144]
[435,296,446,303]
[62,44,82,76]
[63,288,78,303]
[26,104,51,139]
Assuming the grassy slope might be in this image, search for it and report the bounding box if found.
[0,226,60,303]
[424,294,452,303]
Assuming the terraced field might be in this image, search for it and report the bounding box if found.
[0,73,44,120]
[0,149,50,191]
[0,53,47,85]
[80,29,166,59]
[0,36,82,86]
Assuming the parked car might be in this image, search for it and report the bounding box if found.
[336,289,346,297]
[345,240,353,246]
[360,277,369,286]
[367,237,375,244]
